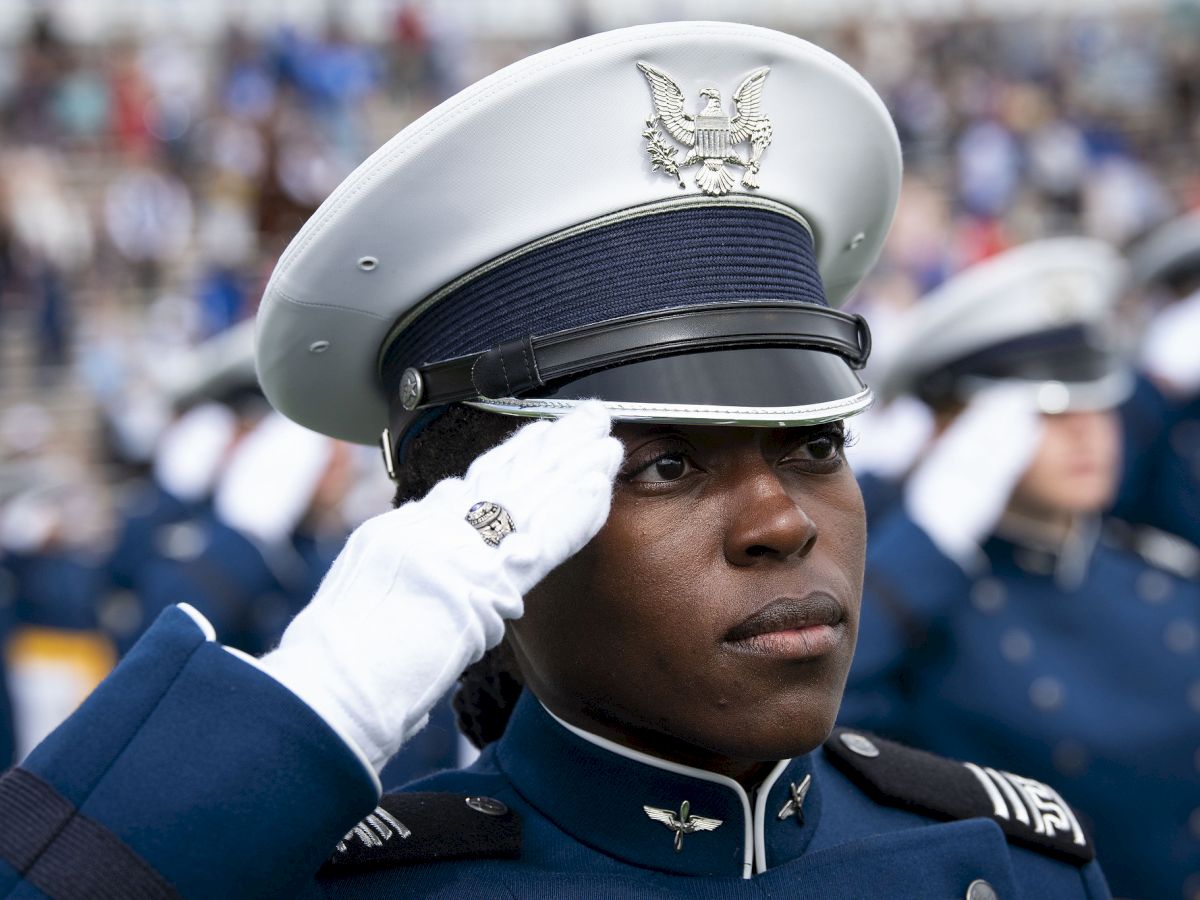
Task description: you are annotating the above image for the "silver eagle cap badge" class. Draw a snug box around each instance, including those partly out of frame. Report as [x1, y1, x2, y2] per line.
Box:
[637, 62, 773, 196]
[642, 800, 723, 852]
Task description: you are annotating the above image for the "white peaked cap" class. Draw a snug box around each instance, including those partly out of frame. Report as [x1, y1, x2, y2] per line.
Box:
[877, 238, 1131, 412]
[255, 22, 902, 457]
[162, 320, 260, 409]
[1127, 210, 1200, 291]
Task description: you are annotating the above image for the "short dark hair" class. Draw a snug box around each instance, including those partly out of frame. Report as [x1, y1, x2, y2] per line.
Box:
[391, 404, 527, 749]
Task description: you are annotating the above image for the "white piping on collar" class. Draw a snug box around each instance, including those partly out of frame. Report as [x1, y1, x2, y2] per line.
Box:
[542, 703, 791, 879]
[753, 757, 792, 874]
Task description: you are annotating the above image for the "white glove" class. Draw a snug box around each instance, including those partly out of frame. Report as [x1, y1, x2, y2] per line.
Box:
[1140, 288, 1200, 396]
[904, 385, 1045, 569]
[258, 402, 623, 774]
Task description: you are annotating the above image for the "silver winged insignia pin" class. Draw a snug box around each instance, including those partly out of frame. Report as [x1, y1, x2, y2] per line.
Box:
[637, 62, 773, 196]
[776, 773, 813, 825]
[642, 799, 723, 852]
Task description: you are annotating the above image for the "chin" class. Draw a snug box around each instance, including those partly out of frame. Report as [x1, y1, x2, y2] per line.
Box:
[717, 721, 837, 762]
[1055, 479, 1117, 514]
[701, 692, 843, 762]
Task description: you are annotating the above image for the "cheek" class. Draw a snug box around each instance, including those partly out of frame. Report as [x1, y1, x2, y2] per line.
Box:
[520, 496, 711, 651]
[585, 493, 723, 628]
[817, 479, 867, 615]
[1097, 417, 1122, 467]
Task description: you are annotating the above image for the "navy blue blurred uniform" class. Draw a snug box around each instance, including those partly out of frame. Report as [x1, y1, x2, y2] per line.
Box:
[5, 549, 102, 634]
[102, 479, 208, 654]
[0, 607, 1109, 898]
[132, 511, 460, 785]
[132, 510, 340, 657]
[843, 509, 1200, 900]
[0, 562, 15, 768]
[856, 469, 905, 528]
[106, 478, 198, 594]
[1111, 374, 1200, 547]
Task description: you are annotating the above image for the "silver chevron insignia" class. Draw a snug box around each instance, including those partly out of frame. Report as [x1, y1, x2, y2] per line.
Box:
[334, 807, 412, 854]
[964, 762, 1086, 846]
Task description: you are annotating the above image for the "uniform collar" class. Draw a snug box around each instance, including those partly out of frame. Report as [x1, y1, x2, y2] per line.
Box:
[989, 514, 1100, 590]
[495, 692, 822, 879]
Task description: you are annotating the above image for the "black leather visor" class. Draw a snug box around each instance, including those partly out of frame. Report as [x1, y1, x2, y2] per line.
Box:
[539, 345, 867, 412]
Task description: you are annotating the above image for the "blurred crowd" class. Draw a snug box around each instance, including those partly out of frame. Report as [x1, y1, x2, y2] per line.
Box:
[0, 4, 1197, 876]
[0, 5, 540, 781]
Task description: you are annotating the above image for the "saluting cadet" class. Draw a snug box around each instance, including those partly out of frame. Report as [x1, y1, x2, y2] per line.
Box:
[1, 23, 1109, 898]
[103, 322, 265, 650]
[841, 238, 1199, 900]
[1110, 211, 1200, 549]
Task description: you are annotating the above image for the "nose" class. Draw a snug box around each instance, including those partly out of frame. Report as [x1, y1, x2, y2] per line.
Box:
[723, 469, 818, 566]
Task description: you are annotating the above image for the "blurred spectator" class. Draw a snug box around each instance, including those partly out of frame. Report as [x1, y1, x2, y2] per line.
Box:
[0, 404, 113, 761]
[103, 152, 193, 299]
[1, 149, 92, 373]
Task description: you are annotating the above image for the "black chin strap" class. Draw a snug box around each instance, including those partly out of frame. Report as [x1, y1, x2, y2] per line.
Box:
[390, 302, 870, 413]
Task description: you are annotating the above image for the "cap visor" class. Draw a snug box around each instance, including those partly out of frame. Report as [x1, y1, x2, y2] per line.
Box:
[466, 347, 871, 426]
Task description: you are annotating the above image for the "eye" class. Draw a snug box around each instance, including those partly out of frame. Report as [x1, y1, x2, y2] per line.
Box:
[806, 434, 839, 460]
[781, 428, 846, 470]
[627, 452, 694, 483]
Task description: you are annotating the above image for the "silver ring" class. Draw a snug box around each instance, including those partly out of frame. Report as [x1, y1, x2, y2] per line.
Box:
[465, 501, 516, 547]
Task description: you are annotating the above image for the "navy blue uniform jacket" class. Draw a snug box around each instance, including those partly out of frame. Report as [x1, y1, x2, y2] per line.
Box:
[1, 606, 1110, 898]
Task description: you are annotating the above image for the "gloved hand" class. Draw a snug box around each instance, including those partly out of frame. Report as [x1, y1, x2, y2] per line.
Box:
[258, 402, 623, 774]
[1140, 288, 1200, 396]
[904, 385, 1045, 569]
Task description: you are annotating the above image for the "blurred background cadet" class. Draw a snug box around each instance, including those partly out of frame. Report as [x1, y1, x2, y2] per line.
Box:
[1111, 211, 1200, 550]
[840, 238, 1199, 900]
[0, 0, 1195, 872]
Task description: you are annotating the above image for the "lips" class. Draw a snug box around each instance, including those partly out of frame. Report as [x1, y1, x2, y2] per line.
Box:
[725, 594, 844, 642]
[722, 594, 846, 659]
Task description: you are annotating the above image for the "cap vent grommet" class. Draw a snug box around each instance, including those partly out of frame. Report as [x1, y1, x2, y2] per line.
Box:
[357, 256, 379, 271]
[309, 340, 331, 353]
[399, 367, 424, 410]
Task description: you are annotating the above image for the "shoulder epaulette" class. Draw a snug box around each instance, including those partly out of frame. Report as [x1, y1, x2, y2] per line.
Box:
[825, 728, 1094, 864]
[320, 792, 521, 872]
[1102, 519, 1200, 579]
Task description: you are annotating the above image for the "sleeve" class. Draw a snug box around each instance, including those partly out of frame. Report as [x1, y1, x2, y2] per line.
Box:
[839, 508, 974, 735]
[1080, 859, 1113, 900]
[0, 605, 380, 900]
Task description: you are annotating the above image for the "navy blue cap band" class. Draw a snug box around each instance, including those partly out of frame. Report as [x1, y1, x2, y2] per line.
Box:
[381, 204, 825, 388]
[915, 324, 1121, 404]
